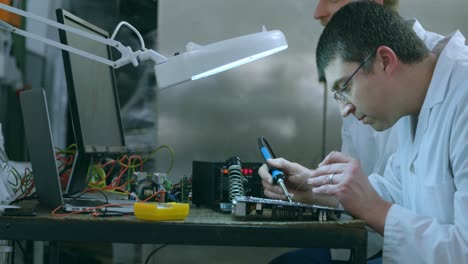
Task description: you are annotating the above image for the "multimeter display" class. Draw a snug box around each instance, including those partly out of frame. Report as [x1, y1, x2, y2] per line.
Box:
[222, 168, 255, 176]
[192, 160, 264, 209]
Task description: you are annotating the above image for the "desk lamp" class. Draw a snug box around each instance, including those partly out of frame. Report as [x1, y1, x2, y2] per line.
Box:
[0, 3, 288, 89]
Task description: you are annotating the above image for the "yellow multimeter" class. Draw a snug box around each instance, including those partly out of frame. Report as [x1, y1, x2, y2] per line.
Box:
[134, 202, 189, 221]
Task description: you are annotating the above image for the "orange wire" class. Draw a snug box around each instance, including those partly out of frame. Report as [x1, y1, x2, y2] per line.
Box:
[142, 190, 166, 202]
[51, 202, 134, 217]
[128, 155, 144, 171]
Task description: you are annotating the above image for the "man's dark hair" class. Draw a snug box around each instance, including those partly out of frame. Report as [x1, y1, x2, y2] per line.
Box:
[316, 1, 429, 82]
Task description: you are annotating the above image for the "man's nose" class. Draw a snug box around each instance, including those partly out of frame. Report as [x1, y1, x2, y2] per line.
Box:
[313, 0, 331, 23]
[340, 102, 355, 118]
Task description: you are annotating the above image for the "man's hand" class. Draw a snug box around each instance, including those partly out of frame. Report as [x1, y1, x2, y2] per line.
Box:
[258, 158, 339, 207]
[307, 151, 392, 234]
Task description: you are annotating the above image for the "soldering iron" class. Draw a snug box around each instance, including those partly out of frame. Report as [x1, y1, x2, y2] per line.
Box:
[258, 137, 293, 202]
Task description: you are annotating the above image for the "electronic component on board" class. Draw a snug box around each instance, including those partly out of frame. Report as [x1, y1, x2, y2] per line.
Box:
[226, 157, 245, 201]
[192, 160, 263, 211]
[232, 196, 343, 221]
[131, 172, 167, 202]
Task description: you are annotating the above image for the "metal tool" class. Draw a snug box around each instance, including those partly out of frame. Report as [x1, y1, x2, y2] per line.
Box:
[258, 137, 293, 202]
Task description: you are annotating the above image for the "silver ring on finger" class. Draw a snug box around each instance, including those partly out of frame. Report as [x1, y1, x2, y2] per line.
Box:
[328, 173, 335, 185]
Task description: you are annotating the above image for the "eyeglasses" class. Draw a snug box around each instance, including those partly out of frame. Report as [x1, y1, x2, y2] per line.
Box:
[332, 50, 375, 104]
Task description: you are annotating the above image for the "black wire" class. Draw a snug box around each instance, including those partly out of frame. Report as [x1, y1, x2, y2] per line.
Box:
[144, 244, 167, 264]
[259, 136, 278, 158]
[9, 193, 38, 205]
[58, 163, 74, 176]
[91, 190, 109, 215]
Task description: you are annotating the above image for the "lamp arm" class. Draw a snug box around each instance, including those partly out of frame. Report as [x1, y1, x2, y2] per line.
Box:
[0, 3, 168, 68]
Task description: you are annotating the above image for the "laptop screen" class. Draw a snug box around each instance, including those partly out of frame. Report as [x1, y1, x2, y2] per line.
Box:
[20, 89, 64, 209]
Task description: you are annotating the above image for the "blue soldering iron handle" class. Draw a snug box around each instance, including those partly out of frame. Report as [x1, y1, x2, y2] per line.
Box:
[258, 137, 285, 184]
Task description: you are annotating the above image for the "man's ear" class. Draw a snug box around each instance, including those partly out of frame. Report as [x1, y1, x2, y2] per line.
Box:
[376, 46, 398, 76]
[373, 0, 384, 5]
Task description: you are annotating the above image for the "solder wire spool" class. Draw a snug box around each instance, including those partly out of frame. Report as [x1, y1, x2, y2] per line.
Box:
[226, 157, 245, 201]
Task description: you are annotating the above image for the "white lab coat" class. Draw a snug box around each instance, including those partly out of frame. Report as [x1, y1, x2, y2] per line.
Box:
[339, 116, 395, 258]
[341, 116, 399, 176]
[338, 19, 444, 259]
[369, 31, 468, 263]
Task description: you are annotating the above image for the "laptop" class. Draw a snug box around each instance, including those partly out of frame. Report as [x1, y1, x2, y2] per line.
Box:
[20, 88, 134, 213]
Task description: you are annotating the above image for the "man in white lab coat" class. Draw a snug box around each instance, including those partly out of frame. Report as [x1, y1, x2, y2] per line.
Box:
[274, 2, 468, 263]
[263, 2, 468, 263]
[268, 1, 449, 263]
[312, 0, 445, 205]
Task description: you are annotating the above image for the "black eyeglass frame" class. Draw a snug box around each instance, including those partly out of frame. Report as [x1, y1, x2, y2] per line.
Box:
[332, 50, 376, 104]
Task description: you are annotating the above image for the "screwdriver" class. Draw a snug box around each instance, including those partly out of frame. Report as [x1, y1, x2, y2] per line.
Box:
[258, 137, 293, 202]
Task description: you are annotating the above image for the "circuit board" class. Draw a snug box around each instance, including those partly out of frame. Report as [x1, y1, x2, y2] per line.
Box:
[231, 196, 343, 221]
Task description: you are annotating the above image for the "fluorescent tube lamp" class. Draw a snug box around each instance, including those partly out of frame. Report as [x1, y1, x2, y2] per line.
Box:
[0, 3, 288, 89]
[192, 45, 287, 80]
[155, 27, 288, 88]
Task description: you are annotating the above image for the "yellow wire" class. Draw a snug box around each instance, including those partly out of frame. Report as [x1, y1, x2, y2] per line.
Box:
[143, 145, 175, 174]
[87, 164, 107, 189]
[55, 144, 77, 155]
